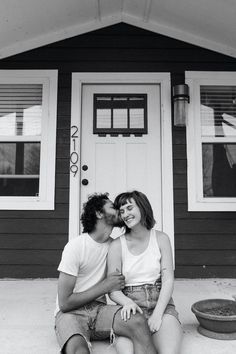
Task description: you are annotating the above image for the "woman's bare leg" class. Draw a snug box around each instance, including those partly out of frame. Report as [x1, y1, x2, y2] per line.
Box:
[115, 337, 134, 354]
[152, 314, 182, 354]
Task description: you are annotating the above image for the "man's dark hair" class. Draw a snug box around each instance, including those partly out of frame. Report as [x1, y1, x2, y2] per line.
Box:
[114, 190, 156, 233]
[80, 193, 109, 233]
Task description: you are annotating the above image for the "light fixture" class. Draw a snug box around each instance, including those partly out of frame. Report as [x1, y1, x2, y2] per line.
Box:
[173, 84, 190, 127]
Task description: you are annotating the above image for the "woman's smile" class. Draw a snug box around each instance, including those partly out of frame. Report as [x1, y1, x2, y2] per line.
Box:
[120, 198, 142, 228]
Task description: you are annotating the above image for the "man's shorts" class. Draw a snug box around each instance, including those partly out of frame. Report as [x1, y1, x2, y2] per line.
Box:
[123, 281, 180, 322]
[55, 301, 121, 352]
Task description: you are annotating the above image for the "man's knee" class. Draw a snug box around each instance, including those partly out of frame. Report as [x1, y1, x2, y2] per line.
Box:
[127, 313, 147, 332]
[64, 334, 90, 354]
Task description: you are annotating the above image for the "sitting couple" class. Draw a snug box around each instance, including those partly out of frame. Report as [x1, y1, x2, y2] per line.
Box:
[54, 191, 182, 354]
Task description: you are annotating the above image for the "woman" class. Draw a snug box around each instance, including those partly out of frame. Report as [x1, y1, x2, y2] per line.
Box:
[108, 191, 182, 354]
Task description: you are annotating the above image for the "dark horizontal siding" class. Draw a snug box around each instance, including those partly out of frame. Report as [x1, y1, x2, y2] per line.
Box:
[0, 23, 236, 278]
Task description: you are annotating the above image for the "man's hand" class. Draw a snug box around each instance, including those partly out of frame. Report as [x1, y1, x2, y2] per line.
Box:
[103, 272, 125, 293]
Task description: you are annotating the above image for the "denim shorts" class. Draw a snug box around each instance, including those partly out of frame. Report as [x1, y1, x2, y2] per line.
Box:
[123, 281, 179, 321]
[55, 301, 121, 352]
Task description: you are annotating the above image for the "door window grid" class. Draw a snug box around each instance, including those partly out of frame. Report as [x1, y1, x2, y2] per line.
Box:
[93, 94, 147, 136]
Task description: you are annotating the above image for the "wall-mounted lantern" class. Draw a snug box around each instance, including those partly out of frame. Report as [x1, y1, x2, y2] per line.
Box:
[173, 84, 190, 127]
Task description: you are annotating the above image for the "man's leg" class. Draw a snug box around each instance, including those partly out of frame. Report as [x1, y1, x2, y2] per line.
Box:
[113, 309, 157, 354]
[55, 311, 91, 354]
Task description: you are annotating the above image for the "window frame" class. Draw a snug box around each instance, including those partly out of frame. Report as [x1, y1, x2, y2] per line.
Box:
[0, 70, 58, 210]
[186, 71, 236, 211]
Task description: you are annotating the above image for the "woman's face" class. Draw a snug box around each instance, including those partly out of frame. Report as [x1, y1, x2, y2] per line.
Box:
[119, 198, 142, 229]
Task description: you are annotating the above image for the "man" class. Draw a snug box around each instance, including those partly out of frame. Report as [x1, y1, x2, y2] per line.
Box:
[55, 193, 156, 354]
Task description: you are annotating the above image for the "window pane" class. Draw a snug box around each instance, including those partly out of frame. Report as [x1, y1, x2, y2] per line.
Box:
[0, 178, 39, 196]
[202, 143, 236, 197]
[0, 142, 40, 196]
[113, 109, 128, 128]
[201, 85, 236, 137]
[0, 142, 40, 175]
[0, 84, 42, 136]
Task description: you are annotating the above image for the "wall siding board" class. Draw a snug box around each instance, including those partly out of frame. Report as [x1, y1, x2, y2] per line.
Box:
[175, 266, 236, 278]
[0, 265, 58, 278]
[0, 234, 67, 249]
[176, 234, 236, 250]
[0, 23, 236, 278]
[0, 250, 61, 265]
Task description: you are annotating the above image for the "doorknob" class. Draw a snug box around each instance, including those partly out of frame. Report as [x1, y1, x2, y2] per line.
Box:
[81, 178, 89, 186]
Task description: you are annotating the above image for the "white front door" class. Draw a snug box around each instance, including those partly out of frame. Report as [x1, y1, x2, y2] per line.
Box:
[81, 84, 162, 233]
[70, 73, 174, 254]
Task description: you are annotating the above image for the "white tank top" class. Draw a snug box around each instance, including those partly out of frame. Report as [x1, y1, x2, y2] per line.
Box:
[120, 228, 161, 286]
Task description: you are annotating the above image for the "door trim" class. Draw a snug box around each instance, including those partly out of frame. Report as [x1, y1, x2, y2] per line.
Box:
[69, 73, 174, 258]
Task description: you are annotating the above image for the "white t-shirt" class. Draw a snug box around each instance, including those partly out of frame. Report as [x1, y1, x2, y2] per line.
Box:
[55, 233, 112, 314]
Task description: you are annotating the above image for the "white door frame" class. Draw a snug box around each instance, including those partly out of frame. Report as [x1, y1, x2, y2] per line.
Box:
[69, 73, 175, 257]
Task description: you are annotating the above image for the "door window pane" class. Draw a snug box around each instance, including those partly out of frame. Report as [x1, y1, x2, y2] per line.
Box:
[130, 108, 145, 129]
[96, 109, 111, 128]
[113, 109, 128, 128]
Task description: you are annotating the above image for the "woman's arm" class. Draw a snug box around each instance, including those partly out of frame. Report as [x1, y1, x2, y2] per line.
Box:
[148, 231, 174, 331]
[58, 270, 125, 312]
[107, 238, 143, 320]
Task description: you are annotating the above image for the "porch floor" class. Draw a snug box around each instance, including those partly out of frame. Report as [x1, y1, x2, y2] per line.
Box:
[0, 279, 236, 354]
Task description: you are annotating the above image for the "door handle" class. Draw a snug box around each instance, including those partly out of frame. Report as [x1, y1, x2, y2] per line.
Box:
[81, 178, 89, 186]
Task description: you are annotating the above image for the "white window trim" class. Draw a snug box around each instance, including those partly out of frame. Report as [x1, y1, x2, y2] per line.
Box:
[69, 72, 175, 258]
[186, 71, 236, 211]
[0, 70, 58, 210]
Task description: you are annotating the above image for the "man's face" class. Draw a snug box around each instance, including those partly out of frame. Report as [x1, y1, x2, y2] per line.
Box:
[102, 200, 121, 226]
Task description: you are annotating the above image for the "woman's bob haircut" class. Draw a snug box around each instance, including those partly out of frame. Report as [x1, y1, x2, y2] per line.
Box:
[114, 190, 156, 233]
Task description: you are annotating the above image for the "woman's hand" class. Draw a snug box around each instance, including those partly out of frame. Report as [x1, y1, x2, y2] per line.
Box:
[121, 301, 143, 321]
[148, 311, 163, 333]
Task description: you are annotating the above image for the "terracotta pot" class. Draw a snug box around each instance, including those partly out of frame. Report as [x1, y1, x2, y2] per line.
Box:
[191, 299, 236, 340]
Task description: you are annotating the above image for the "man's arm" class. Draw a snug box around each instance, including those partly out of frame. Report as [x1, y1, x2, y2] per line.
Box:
[58, 271, 125, 313]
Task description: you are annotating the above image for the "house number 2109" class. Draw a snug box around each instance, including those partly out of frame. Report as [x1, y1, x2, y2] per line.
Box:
[70, 125, 79, 177]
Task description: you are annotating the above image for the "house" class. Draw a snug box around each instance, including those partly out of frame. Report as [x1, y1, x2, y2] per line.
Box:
[0, 0, 236, 279]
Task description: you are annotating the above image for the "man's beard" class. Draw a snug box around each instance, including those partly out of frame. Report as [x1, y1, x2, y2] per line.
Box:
[103, 212, 124, 227]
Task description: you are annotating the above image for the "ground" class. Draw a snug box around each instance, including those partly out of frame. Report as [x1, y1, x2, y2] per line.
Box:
[0, 279, 236, 354]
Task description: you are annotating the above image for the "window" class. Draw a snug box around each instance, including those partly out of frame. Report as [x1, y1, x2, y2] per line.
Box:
[186, 72, 236, 211]
[0, 70, 58, 209]
[93, 94, 147, 135]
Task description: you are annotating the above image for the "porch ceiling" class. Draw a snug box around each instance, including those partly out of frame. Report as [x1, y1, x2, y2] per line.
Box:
[1, 0, 236, 59]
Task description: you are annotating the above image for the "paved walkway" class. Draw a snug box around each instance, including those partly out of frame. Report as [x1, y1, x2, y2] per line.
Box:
[0, 279, 236, 354]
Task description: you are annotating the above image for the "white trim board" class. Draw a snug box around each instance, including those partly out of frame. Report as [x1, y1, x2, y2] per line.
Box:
[186, 71, 236, 211]
[0, 70, 58, 210]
